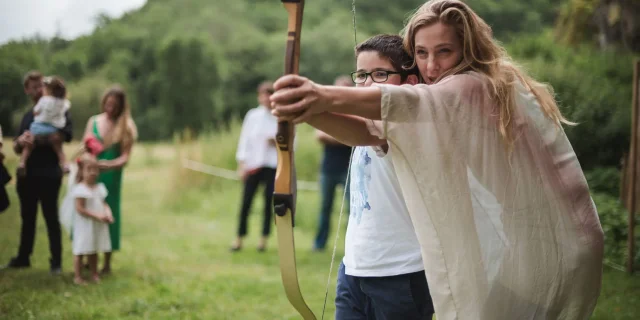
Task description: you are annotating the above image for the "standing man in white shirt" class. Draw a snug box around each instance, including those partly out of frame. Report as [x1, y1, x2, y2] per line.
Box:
[231, 81, 278, 252]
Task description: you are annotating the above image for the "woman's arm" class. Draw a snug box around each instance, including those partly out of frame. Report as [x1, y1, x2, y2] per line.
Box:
[98, 141, 133, 171]
[270, 75, 383, 123]
[324, 85, 383, 120]
[307, 113, 386, 147]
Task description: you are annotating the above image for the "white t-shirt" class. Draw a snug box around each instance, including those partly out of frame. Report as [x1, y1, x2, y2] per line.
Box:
[33, 96, 71, 128]
[343, 145, 424, 277]
[236, 106, 278, 171]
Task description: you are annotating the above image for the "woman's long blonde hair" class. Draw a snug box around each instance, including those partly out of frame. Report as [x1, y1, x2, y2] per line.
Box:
[100, 85, 138, 148]
[401, 0, 575, 145]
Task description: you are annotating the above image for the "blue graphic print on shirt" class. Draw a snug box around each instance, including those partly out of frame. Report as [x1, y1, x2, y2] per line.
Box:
[350, 147, 372, 224]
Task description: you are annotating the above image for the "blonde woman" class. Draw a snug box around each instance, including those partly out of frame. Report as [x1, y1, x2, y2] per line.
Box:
[82, 85, 137, 275]
[270, 0, 604, 319]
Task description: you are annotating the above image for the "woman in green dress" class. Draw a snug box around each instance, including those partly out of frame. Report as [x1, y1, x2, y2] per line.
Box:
[82, 85, 137, 274]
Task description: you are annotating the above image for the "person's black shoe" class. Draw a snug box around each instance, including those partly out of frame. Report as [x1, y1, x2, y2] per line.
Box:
[50, 259, 62, 275]
[50, 266, 62, 275]
[1, 257, 31, 270]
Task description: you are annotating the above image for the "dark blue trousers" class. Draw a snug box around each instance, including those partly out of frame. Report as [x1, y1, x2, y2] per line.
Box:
[335, 262, 435, 320]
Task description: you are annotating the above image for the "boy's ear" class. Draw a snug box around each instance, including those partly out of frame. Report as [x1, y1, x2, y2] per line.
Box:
[404, 74, 419, 85]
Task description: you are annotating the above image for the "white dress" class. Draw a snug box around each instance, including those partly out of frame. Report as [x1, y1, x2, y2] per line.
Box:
[72, 183, 112, 255]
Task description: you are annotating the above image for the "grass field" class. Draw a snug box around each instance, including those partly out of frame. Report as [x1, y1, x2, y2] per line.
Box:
[0, 126, 639, 319]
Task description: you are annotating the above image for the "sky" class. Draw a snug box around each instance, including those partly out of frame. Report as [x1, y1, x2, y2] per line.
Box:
[0, 0, 147, 44]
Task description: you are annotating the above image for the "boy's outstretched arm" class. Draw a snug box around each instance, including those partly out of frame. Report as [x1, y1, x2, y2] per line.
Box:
[306, 112, 386, 147]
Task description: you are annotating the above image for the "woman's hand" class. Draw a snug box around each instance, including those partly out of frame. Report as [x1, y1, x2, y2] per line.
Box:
[97, 160, 111, 171]
[270, 75, 331, 124]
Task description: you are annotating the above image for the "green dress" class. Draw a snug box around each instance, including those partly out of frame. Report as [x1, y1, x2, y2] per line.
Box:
[93, 118, 123, 251]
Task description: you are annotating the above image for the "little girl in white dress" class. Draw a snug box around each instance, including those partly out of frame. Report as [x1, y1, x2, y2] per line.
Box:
[72, 153, 113, 285]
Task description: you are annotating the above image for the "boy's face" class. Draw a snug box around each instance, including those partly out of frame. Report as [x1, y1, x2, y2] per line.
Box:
[354, 51, 416, 87]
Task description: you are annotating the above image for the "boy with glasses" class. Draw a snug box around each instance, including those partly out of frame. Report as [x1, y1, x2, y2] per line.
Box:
[301, 34, 435, 319]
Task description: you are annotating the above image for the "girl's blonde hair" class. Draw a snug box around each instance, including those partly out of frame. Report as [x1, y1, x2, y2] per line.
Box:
[401, 0, 575, 146]
[75, 153, 98, 184]
[100, 85, 138, 148]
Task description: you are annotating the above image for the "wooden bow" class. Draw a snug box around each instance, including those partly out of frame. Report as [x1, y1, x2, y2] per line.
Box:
[273, 0, 316, 319]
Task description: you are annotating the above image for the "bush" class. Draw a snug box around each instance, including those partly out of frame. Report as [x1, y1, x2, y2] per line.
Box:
[509, 32, 637, 171]
[585, 167, 621, 197]
[592, 192, 640, 269]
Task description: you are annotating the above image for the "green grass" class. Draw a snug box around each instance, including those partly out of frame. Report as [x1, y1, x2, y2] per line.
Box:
[0, 128, 639, 319]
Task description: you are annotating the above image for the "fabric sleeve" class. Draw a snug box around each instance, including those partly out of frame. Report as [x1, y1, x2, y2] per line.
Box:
[364, 120, 387, 157]
[375, 73, 489, 142]
[72, 184, 92, 199]
[33, 100, 43, 113]
[98, 183, 109, 199]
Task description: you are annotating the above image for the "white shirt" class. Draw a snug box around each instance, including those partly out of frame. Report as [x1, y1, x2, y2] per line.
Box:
[33, 96, 70, 128]
[236, 106, 278, 171]
[343, 145, 424, 277]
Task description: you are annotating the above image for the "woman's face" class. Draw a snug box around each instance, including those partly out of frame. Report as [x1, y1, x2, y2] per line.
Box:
[413, 21, 463, 84]
[104, 95, 121, 119]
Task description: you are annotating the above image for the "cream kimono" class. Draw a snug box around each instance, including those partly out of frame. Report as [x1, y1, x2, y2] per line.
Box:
[368, 71, 604, 320]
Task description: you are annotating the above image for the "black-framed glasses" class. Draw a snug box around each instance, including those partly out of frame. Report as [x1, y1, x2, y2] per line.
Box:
[351, 70, 402, 84]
